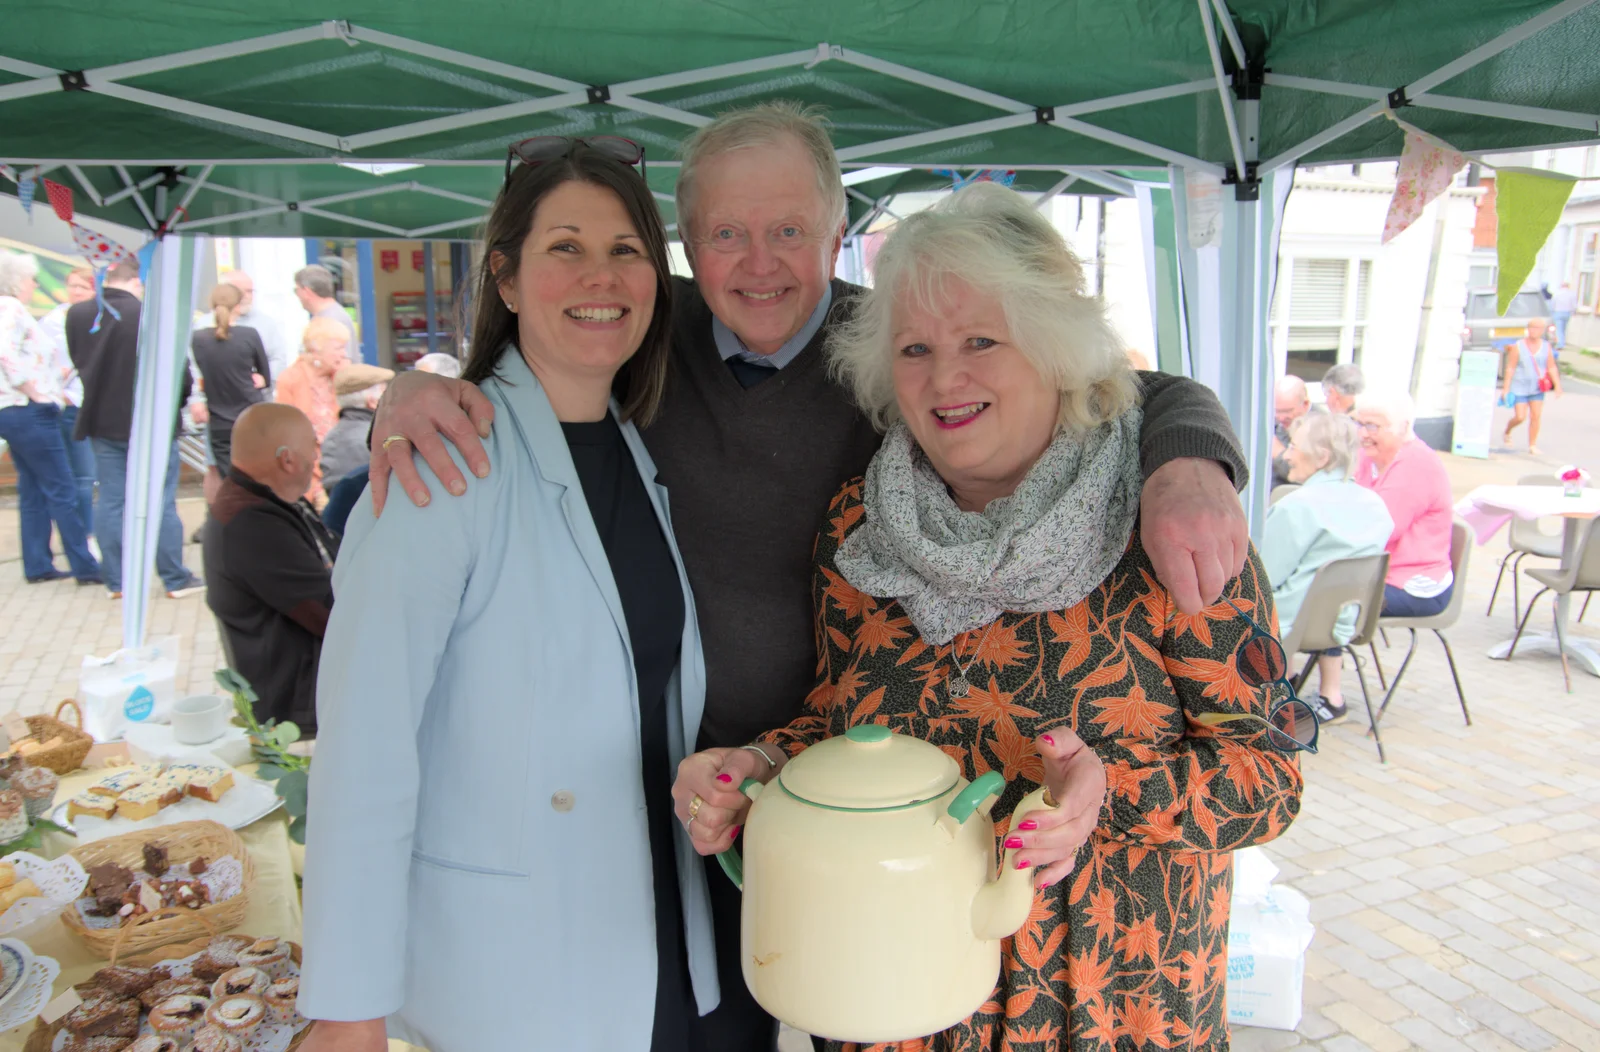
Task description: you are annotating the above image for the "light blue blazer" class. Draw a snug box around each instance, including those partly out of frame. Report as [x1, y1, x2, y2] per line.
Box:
[299, 351, 719, 1050]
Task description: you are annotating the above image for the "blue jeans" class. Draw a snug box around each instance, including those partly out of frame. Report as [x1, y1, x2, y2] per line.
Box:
[1382, 582, 1452, 618]
[58, 405, 96, 542]
[90, 437, 191, 593]
[0, 402, 100, 580]
[1552, 311, 1572, 349]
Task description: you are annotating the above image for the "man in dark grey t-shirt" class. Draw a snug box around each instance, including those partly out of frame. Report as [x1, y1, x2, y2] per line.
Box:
[293, 264, 358, 359]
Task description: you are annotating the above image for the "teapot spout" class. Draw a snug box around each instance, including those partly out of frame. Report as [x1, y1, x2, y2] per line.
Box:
[970, 787, 1051, 941]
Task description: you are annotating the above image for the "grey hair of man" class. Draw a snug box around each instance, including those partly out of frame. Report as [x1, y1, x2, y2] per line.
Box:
[1275, 374, 1308, 403]
[1355, 390, 1416, 437]
[1322, 362, 1365, 399]
[828, 181, 1138, 434]
[294, 264, 336, 299]
[414, 352, 461, 378]
[1289, 409, 1361, 479]
[674, 100, 848, 245]
[338, 385, 384, 411]
[0, 251, 39, 298]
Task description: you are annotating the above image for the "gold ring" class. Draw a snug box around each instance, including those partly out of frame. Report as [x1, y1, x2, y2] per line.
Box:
[381, 434, 410, 451]
[687, 795, 703, 820]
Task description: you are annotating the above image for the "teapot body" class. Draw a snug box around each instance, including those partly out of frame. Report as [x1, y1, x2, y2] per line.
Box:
[739, 775, 1002, 1043]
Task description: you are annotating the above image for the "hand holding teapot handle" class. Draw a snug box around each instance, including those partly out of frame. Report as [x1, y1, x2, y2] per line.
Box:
[1005, 729, 1107, 888]
[672, 745, 785, 856]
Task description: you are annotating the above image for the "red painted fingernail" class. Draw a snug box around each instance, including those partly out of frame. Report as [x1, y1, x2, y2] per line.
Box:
[1016, 858, 1032, 869]
[716, 774, 733, 784]
[1017, 820, 1038, 831]
[1003, 836, 1024, 849]
[730, 827, 741, 839]
[1041, 734, 1055, 746]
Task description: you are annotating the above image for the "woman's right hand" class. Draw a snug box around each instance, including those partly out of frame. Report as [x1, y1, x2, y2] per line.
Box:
[672, 747, 774, 856]
[295, 1019, 388, 1052]
[367, 369, 497, 515]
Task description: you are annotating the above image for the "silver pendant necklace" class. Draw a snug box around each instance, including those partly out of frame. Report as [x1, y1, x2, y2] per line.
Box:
[946, 622, 997, 698]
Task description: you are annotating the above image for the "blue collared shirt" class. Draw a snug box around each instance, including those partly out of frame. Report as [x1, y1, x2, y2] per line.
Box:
[712, 284, 833, 370]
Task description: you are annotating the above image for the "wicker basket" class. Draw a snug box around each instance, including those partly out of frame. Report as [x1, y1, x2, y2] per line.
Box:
[23, 935, 309, 1052]
[60, 820, 255, 960]
[11, 700, 94, 776]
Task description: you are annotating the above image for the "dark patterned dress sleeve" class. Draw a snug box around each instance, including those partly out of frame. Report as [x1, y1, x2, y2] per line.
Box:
[756, 479, 865, 758]
[1093, 543, 1304, 852]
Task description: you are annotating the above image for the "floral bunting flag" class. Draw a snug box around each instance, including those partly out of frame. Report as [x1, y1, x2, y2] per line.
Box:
[42, 179, 74, 222]
[1382, 126, 1466, 243]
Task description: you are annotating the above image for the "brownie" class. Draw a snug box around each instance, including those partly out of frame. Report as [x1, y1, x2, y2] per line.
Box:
[63, 993, 141, 1038]
[86, 862, 136, 915]
[138, 976, 208, 1010]
[142, 842, 169, 877]
[189, 857, 209, 876]
[90, 965, 171, 997]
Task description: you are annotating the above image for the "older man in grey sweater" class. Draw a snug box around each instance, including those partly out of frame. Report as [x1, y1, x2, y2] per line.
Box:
[360, 102, 1252, 1052]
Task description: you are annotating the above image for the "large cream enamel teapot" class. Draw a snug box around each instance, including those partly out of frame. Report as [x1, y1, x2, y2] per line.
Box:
[717, 724, 1051, 1043]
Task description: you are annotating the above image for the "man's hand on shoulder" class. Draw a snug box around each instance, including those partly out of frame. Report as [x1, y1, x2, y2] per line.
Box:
[1141, 457, 1248, 614]
[368, 370, 495, 514]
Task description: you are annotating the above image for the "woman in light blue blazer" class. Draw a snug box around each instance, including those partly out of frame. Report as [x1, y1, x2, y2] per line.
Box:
[298, 139, 718, 1052]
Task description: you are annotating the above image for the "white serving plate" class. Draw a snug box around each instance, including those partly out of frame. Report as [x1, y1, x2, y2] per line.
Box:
[50, 771, 283, 842]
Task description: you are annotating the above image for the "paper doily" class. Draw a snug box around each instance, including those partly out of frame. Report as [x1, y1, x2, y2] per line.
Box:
[0, 853, 89, 938]
[0, 953, 59, 1031]
[71, 855, 244, 930]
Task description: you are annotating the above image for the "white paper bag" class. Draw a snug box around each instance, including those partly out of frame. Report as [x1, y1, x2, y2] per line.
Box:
[77, 635, 180, 741]
[1227, 853, 1315, 1031]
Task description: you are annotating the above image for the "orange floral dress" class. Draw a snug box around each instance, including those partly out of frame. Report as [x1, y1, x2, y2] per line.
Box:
[757, 480, 1305, 1051]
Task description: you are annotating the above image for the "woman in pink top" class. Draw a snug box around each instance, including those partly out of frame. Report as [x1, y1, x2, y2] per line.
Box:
[1352, 391, 1455, 619]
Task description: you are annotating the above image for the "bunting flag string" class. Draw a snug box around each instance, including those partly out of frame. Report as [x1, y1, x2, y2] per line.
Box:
[1494, 167, 1578, 316]
[71, 223, 136, 333]
[932, 168, 1018, 190]
[42, 179, 74, 223]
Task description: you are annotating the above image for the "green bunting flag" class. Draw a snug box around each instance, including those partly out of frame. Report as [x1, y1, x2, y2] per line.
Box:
[1495, 167, 1577, 316]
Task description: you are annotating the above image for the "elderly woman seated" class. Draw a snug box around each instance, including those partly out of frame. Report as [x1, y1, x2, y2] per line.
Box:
[673, 184, 1304, 1051]
[1352, 391, 1456, 623]
[1262, 411, 1393, 724]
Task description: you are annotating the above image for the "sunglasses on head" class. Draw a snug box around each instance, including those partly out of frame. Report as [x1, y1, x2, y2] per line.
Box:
[503, 135, 646, 184]
[1193, 598, 1320, 754]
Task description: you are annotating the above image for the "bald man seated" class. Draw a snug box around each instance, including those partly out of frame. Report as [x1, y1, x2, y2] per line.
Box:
[202, 403, 338, 734]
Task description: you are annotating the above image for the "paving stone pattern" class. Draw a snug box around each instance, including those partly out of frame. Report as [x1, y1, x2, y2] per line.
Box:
[3, 470, 1599, 1051]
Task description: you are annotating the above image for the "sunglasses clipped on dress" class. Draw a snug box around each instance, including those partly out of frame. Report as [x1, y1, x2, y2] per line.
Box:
[1193, 598, 1321, 754]
[503, 135, 646, 184]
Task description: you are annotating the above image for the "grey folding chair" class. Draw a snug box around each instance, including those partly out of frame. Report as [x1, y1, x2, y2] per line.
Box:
[1281, 553, 1391, 761]
[1508, 515, 1600, 693]
[1486, 475, 1564, 617]
[1270, 484, 1301, 505]
[1373, 521, 1472, 729]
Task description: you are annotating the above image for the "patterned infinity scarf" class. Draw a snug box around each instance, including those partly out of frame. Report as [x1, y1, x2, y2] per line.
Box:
[835, 409, 1143, 645]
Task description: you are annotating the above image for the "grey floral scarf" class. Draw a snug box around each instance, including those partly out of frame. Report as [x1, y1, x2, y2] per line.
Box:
[835, 409, 1143, 645]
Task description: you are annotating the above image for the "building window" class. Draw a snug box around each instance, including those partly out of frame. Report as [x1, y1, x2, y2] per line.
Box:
[1271, 257, 1374, 381]
[1580, 231, 1598, 310]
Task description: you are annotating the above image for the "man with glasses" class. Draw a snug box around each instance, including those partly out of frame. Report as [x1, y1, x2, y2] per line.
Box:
[366, 102, 1258, 1051]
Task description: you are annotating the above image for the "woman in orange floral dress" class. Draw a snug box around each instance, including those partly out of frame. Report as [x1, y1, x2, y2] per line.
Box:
[674, 184, 1304, 1051]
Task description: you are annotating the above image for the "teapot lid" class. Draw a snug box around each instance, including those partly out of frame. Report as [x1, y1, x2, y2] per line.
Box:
[778, 724, 960, 810]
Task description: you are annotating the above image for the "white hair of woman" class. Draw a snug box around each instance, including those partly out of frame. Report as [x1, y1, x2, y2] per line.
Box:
[1289, 409, 1361, 479]
[414, 352, 461, 378]
[828, 181, 1138, 434]
[0, 251, 39, 298]
[1355, 390, 1416, 437]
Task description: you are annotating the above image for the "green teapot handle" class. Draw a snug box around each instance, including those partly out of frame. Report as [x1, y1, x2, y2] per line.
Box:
[946, 771, 1006, 824]
[715, 778, 763, 890]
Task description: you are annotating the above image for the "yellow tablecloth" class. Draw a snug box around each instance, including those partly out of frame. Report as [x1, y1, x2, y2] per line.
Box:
[0, 767, 303, 1051]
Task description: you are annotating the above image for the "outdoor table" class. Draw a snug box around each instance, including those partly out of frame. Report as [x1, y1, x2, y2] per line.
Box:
[1455, 483, 1600, 679]
[0, 766, 303, 1052]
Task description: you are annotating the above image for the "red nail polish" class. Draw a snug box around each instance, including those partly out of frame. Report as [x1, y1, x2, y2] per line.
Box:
[1017, 820, 1038, 831]
[716, 773, 733, 784]
[730, 826, 741, 839]
[1003, 836, 1024, 849]
[1041, 734, 1055, 746]
[1016, 858, 1031, 869]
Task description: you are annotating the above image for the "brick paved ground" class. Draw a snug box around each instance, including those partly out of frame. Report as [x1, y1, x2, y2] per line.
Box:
[3, 458, 1599, 1050]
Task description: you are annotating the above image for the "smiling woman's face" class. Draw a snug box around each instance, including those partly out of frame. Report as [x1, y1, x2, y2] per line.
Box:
[890, 278, 1061, 512]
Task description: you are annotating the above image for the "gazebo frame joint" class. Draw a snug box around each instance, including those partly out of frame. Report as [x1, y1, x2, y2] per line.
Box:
[1223, 161, 1260, 201]
[58, 70, 88, 92]
[1035, 106, 1055, 124]
[1388, 85, 1412, 110]
[587, 85, 611, 105]
[1231, 63, 1266, 101]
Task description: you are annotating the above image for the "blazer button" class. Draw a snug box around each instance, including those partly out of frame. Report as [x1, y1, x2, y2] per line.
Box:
[550, 790, 576, 812]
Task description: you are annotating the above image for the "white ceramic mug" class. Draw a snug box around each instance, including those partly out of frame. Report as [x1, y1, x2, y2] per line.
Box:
[171, 695, 230, 745]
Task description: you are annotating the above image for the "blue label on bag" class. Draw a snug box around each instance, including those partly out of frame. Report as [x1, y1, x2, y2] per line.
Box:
[124, 685, 154, 721]
[1228, 954, 1256, 981]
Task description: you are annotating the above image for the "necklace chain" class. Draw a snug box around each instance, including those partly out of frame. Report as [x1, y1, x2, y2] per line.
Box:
[947, 621, 997, 698]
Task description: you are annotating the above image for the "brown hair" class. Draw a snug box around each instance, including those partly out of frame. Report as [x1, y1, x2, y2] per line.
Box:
[462, 144, 673, 426]
[105, 258, 140, 284]
[210, 282, 243, 340]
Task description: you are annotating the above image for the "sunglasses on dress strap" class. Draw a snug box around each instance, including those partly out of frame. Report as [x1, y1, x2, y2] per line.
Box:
[1192, 598, 1321, 755]
[503, 135, 646, 184]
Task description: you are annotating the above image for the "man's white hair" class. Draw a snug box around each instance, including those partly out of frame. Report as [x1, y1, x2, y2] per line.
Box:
[337, 385, 384, 411]
[1275, 374, 1308, 402]
[0, 251, 39, 298]
[675, 100, 847, 244]
[1356, 390, 1416, 436]
[828, 182, 1138, 434]
[415, 352, 461, 378]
